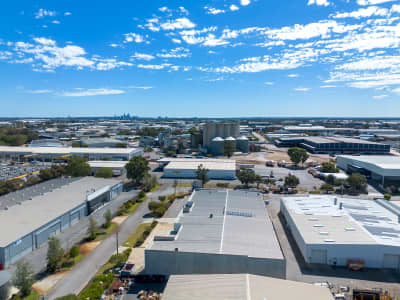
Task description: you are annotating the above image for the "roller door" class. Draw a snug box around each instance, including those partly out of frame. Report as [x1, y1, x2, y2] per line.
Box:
[70, 211, 80, 225]
[383, 254, 400, 270]
[35, 222, 61, 247]
[311, 250, 327, 264]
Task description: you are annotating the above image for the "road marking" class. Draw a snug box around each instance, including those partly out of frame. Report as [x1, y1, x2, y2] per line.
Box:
[219, 189, 228, 254]
[246, 273, 251, 300]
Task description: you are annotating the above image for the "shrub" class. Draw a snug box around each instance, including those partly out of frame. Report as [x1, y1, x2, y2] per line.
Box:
[216, 182, 229, 188]
[384, 193, 392, 200]
[138, 190, 146, 198]
[135, 237, 145, 247]
[69, 245, 80, 258]
[158, 195, 166, 201]
[79, 282, 103, 300]
[151, 221, 158, 228]
[148, 201, 162, 211]
[155, 206, 167, 217]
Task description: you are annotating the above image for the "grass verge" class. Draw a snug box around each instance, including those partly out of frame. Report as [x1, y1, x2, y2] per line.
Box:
[122, 223, 152, 248]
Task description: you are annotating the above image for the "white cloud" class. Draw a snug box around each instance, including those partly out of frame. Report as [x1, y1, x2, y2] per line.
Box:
[204, 6, 225, 15]
[160, 18, 196, 30]
[357, 0, 395, 5]
[94, 59, 132, 71]
[26, 89, 53, 94]
[33, 37, 56, 45]
[157, 48, 191, 58]
[64, 12, 71, 16]
[179, 7, 189, 15]
[172, 38, 182, 44]
[265, 81, 274, 85]
[230, 5, 240, 11]
[241, 0, 251, 6]
[159, 7, 169, 12]
[334, 6, 388, 19]
[294, 87, 311, 91]
[373, 94, 388, 99]
[124, 33, 145, 43]
[61, 88, 125, 97]
[393, 87, 400, 94]
[52, 20, 61, 24]
[320, 85, 336, 88]
[307, 0, 330, 6]
[137, 64, 170, 70]
[131, 52, 155, 61]
[288, 74, 299, 77]
[109, 43, 119, 48]
[35, 8, 56, 19]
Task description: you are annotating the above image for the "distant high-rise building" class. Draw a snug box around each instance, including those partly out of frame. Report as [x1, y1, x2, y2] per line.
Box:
[202, 122, 240, 147]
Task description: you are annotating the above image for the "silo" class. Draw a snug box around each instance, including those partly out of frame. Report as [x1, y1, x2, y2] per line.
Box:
[236, 136, 249, 153]
[224, 136, 237, 154]
[210, 137, 225, 156]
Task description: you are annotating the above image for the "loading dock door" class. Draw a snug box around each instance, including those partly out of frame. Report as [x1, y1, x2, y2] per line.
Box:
[311, 250, 327, 264]
[383, 254, 400, 270]
[70, 211, 80, 225]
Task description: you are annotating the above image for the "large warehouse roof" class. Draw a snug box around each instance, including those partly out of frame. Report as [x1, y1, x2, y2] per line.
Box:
[0, 177, 119, 247]
[162, 274, 334, 300]
[150, 189, 283, 260]
[164, 160, 236, 171]
[0, 146, 138, 155]
[281, 196, 400, 247]
[88, 160, 127, 169]
[338, 155, 400, 170]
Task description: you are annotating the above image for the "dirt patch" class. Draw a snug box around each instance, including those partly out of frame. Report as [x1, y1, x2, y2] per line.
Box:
[112, 216, 128, 225]
[33, 271, 69, 295]
[80, 241, 100, 256]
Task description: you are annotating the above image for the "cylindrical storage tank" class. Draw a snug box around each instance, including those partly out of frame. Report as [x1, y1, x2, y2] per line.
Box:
[236, 136, 249, 153]
[210, 137, 225, 156]
[224, 136, 237, 154]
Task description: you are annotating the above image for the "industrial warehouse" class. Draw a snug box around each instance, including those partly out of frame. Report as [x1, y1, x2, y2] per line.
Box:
[0, 146, 143, 161]
[275, 136, 390, 154]
[337, 155, 400, 187]
[159, 158, 237, 180]
[88, 160, 127, 176]
[0, 177, 123, 268]
[280, 196, 400, 270]
[145, 189, 286, 278]
[162, 274, 334, 300]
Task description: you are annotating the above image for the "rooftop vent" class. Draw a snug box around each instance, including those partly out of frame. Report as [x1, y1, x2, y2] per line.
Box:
[324, 239, 335, 243]
[319, 231, 329, 235]
[313, 224, 324, 228]
[345, 227, 355, 231]
[334, 198, 338, 205]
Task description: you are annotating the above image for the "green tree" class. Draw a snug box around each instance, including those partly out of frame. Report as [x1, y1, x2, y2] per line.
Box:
[94, 168, 113, 178]
[255, 174, 263, 189]
[320, 162, 339, 173]
[55, 295, 79, 300]
[196, 164, 210, 186]
[284, 175, 300, 188]
[39, 168, 55, 181]
[69, 245, 80, 258]
[223, 142, 235, 158]
[65, 156, 92, 177]
[237, 169, 257, 188]
[143, 174, 159, 192]
[104, 209, 112, 229]
[287, 147, 309, 167]
[88, 217, 98, 241]
[47, 236, 64, 273]
[13, 260, 34, 297]
[325, 174, 335, 185]
[347, 173, 367, 194]
[71, 141, 80, 148]
[125, 156, 150, 186]
[321, 183, 334, 192]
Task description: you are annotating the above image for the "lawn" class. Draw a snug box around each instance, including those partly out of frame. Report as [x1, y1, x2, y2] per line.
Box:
[23, 291, 40, 300]
[94, 223, 118, 242]
[150, 184, 161, 192]
[122, 223, 151, 248]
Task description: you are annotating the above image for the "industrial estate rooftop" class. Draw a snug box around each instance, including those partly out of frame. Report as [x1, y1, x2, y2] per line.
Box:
[338, 155, 400, 170]
[0, 177, 119, 247]
[281, 196, 400, 247]
[0, 146, 138, 155]
[162, 274, 334, 300]
[164, 159, 236, 171]
[150, 189, 283, 260]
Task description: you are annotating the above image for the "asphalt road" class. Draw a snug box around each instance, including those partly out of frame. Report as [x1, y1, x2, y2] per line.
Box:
[8, 189, 140, 276]
[48, 184, 183, 299]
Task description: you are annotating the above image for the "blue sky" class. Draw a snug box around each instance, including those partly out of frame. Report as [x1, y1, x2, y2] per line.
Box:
[0, 0, 400, 117]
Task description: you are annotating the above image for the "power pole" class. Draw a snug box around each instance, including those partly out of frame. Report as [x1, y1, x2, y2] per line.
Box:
[116, 230, 119, 255]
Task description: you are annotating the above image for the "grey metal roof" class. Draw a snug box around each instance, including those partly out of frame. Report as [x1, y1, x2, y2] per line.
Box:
[0, 177, 120, 247]
[162, 274, 334, 300]
[150, 189, 283, 260]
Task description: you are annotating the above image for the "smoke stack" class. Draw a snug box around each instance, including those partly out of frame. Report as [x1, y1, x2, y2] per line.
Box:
[339, 202, 343, 210]
[334, 198, 337, 205]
